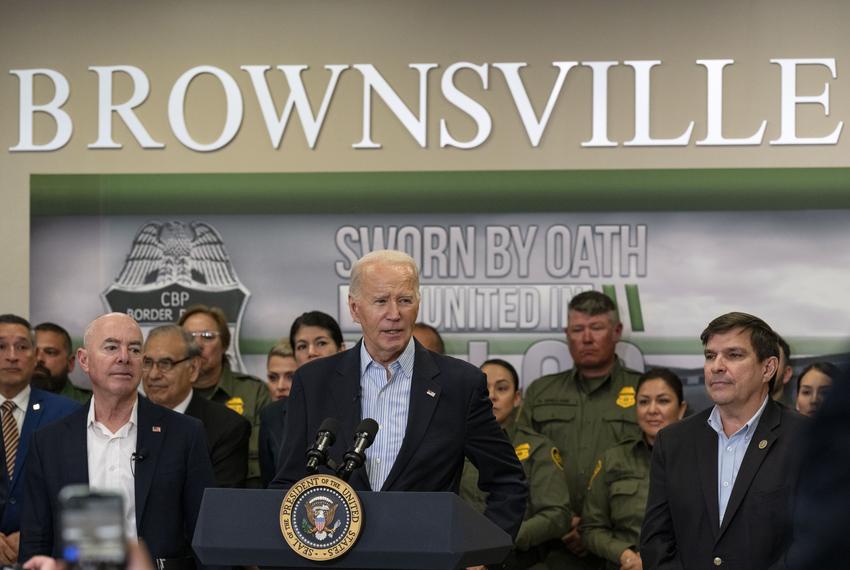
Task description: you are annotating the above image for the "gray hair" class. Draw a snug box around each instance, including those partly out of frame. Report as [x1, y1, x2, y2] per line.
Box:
[350, 249, 420, 300]
[145, 324, 201, 358]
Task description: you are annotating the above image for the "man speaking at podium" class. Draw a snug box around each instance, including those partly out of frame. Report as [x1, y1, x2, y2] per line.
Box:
[271, 250, 527, 539]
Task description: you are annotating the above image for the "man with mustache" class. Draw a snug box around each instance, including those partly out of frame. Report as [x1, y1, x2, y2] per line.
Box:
[0, 315, 79, 564]
[31, 322, 91, 404]
[641, 312, 807, 569]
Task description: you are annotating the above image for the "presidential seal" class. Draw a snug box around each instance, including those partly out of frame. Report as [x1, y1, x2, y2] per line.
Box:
[280, 475, 363, 561]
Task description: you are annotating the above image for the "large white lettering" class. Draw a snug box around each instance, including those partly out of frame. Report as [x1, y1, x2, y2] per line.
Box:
[9, 68, 72, 151]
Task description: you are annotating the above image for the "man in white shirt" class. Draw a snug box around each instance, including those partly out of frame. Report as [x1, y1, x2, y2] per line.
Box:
[20, 313, 215, 569]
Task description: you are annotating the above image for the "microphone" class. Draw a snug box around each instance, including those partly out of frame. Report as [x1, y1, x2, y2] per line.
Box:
[131, 451, 146, 462]
[306, 417, 340, 473]
[338, 418, 379, 481]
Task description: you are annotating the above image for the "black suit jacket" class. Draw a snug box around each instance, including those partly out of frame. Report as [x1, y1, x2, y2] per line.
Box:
[270, 340, 527, 539]
[185, 392, 251, 488]
[786, 367, 850, 570]
[19, 396, 215, 562]
[641, 399, 806, 570]
[258, 398, 287, 488]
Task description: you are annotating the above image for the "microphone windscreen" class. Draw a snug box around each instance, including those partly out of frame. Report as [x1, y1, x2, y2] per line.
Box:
[355, 418, 379, 445]
[319, 417, 340, 441]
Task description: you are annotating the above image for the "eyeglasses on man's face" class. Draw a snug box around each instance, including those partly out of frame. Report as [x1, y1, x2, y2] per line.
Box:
[141, 355, 192, 372]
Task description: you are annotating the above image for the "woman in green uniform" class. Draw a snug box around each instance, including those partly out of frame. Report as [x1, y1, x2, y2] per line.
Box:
[460, 359, 571, 570]
[580, 368, 687, 570]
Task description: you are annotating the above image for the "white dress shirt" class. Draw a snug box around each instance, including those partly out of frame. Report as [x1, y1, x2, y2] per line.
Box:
[87, 396, 139, 539]
[172, 390, 193, 414]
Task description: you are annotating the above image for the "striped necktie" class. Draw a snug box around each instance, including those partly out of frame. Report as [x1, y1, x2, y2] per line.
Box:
[1, 401, 19, 480]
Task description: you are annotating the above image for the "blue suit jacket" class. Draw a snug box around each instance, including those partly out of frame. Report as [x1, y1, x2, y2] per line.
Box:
[0, 388, 80, 534]
[19, 396, 215, 562]
[270, 339, 528, 539]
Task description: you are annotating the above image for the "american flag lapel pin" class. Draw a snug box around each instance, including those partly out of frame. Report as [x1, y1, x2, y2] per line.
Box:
[152, 426, 162, 433]
[426, 390, 436, 398]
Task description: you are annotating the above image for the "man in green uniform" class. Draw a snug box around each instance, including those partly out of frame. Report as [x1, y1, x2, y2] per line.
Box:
[179, 305, 270, 488]
[32, 322, 91, 404]
[580, 437, 651, 570]
[518, 291, 641, 570]
[460, 359, 571, 569]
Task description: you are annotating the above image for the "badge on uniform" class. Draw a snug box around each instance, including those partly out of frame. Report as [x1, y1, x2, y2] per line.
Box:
[226, 396, 245, 415]
[616, 386, 636, 408]
[515, 443, 530, 461]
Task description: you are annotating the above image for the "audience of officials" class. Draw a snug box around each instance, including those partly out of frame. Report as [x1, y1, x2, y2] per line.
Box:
[581, 368, 687, 570]
[19, 313, 215, 568]
[459, 358, 571, 569]
[178, 306, 269, 488]
[1, 259, 846, 569]
[258, 311, 346, 487]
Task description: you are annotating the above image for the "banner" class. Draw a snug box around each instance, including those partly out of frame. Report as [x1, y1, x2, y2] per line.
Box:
[29, 172, 850, 410]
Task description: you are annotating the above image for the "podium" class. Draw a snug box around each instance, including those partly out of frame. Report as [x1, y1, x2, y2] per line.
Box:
[193, 488, 513, 569]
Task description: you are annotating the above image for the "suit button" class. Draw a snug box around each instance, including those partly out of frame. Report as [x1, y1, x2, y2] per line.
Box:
[713, 557, 722, 566]
[9, 498, 16, 505]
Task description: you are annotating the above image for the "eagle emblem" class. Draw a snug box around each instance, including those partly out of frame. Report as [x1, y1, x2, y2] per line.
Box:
[114, 220, 239, 289]
[303, 496, 341, 541]
[102, 220, 251, 369]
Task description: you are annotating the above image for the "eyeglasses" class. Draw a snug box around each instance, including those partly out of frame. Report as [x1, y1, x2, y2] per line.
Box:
[188, 331, 221, 344]
[141, 356, 192, 372]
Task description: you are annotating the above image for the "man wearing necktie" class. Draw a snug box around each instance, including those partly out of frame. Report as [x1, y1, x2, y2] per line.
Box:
[0, 314, 80, 564]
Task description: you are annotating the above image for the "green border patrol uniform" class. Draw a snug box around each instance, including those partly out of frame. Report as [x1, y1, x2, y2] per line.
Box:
[580, 438, 651, 569]
[58, 381, 92, 405]
[459, 411, 572, 569]
[517, 359, 641, 570]
[196, 365, 270, 488]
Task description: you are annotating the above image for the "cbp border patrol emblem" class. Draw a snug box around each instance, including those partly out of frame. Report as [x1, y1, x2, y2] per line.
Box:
[280, 475, 363, 561]
[101, 220, 250, 369]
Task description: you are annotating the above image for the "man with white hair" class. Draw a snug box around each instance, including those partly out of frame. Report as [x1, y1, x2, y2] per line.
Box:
[20, 313, 215, 569]
[272, 250, 527, 539]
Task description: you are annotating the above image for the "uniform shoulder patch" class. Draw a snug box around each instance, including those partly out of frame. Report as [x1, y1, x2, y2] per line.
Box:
[515, 443, 531, 461]
[226, 396, 245, 415]
[588, 459, 603, 490]
[550, 447, 564, 471]
[616, 386, 636, 408]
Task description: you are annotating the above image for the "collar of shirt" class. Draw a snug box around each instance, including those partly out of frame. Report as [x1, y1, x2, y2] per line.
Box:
[172, 389, 193, 414]
[359, 338, 416, 381]
[706, 394, 770, 440]
[568, 358, 623, 394]
[87, 395, 139, 437]
[5, 384, 31, 412]
[3, 384, 32, 432]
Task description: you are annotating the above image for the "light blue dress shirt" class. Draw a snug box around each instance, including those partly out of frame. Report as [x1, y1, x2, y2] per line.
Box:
[359, 338, 415, 491]
[706, 395, 769, 525]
